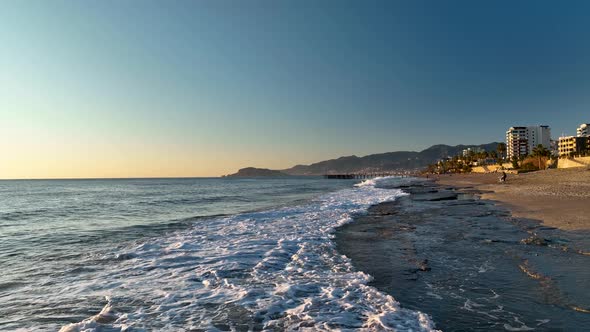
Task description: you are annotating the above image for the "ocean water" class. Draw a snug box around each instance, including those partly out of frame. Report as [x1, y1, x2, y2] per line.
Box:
[0, 177, 435, 331]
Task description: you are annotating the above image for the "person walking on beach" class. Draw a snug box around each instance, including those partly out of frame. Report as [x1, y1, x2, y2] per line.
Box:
[500, 171, 507, 183]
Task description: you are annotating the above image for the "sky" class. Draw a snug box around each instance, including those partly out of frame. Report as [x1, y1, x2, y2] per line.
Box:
[2, 0, 590, 178]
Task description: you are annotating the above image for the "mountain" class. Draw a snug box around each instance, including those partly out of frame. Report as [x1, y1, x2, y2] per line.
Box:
[282, 142, 500, 175]
[224, 143, 500, 177]
[224, 167, 291, 177]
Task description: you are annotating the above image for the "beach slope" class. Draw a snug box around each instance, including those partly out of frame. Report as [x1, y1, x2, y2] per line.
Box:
[435, 169, 590, 230]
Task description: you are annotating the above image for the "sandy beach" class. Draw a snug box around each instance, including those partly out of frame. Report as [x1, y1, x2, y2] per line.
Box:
[434, 168, 590, 231]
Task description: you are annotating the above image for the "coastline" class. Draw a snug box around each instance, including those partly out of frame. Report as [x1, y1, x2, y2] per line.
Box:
[433, 168, 590, 231]
[335, 176, 590, 330]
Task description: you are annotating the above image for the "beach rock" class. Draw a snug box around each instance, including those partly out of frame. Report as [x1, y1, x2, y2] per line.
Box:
[521, 236, 551, 246]
[402, 186, 439, 195]
[407, 258, 431, 273]
[368, 201, 400, 215]
[417, 259, 431, 271]
[412, 192, 458, 201]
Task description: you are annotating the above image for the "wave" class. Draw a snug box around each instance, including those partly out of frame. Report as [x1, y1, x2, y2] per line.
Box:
[353, 177, 386, 188]
[59, 177, 438, 331]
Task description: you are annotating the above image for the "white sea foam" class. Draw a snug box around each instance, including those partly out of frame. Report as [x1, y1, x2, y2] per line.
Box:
[59, 177, 438, 331]
[353, 177, 384, 187]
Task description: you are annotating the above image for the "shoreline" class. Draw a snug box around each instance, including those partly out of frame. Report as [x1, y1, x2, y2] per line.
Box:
[335, 177, 590, 330]
[431, 168, 590, 231]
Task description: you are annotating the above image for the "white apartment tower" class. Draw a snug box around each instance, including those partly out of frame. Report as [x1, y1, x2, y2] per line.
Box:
[577, 123, 590, 137]
[506, 125, 551, 159]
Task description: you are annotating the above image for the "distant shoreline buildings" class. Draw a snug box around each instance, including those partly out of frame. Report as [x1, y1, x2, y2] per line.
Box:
[505, 125, 551, 159]
[462, 147, 484, 157]
[577, 123, 590, 137]
[504, 123, 590, 159]
[558, 123, 590, 157]
[431, 122, 590, 174]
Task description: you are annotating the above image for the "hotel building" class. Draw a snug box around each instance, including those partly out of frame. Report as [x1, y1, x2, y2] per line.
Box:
[558, 123, 590, 157]
[577, 123, 590, 137]
[505, 125, 551, 159]
[558, 136, 590, 157]
[462, 147, 484, 157]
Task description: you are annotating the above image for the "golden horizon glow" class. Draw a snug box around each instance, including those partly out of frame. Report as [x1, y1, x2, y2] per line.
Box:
[5, 1, 583, 179]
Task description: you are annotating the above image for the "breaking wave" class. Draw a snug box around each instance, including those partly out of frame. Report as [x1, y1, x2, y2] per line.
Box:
[60, 177, 437, 331]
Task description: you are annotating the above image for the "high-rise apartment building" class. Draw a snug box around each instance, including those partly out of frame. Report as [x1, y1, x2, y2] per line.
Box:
[505, 125, 551, 159]
[577, 123, 590, 137]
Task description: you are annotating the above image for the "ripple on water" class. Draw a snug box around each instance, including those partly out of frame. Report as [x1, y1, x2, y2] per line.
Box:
[0, 177, 439, 331]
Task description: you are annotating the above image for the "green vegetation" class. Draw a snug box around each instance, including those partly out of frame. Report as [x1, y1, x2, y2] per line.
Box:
[426, 150, 497, 174]
[425, 143, 554, 174]
[511, 156, 519, 169]
[520, 162, 538, 172]
[533, 145, 550, 167]
[429, 156, 474, 174]
[497, 142, 506, 161]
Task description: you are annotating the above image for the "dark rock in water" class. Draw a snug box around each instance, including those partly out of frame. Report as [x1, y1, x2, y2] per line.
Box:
[405, 259, 431, 276]
[521, 236, 551, 246]
[417, 259, 431, 271]
[412, 192, 458, 201]
[403, 187, 439, 195]
[115, 253, 137, 260]
[368, 201, 401, 215]
[539, 226, 559, 231]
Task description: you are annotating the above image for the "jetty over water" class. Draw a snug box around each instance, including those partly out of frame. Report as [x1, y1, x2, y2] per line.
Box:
[324, 172, 411, 179]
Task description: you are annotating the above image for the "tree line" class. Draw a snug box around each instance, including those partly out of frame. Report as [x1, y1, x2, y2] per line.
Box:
[426, 143, 553, 174]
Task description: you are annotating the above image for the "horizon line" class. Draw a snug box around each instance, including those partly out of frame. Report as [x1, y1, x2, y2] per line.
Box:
[0, 176, 223, 181]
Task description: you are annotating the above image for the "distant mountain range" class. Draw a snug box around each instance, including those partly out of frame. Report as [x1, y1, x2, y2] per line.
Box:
[225, 142, 500, 177]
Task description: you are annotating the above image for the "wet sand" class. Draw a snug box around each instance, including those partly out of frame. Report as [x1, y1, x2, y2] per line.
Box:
[335, 178, 590, 331]
[434, 169, 590, 231]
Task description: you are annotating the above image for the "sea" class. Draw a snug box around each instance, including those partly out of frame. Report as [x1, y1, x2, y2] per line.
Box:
[0, 177, 436, 331]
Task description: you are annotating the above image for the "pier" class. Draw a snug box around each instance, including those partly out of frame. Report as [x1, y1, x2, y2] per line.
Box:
[323, 172, 412, 179]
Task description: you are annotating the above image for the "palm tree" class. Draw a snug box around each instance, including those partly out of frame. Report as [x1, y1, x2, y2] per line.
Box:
[497, 143, 507, 161]
[511, 156, 520, 169]
[531, 144, 551, 169]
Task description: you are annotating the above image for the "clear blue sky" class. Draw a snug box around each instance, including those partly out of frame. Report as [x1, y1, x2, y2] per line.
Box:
[2, 0, 590, 177]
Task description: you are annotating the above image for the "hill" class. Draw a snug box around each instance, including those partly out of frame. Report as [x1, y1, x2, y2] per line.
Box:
[224, 167, 291, 177]
[223, 143, 500, 177]
[282, 142, 500, 175]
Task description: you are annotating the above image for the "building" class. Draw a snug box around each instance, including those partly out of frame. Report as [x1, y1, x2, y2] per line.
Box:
[558, 136, 590, 157]
[506, 127, 529, 159]
[462, 147, 484, 157]
[505, 125, 551, 159]
[549, 139, 559, 157]
[577, 123, 590, 137]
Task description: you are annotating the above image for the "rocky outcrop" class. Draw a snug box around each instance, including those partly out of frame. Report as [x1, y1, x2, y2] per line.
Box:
[223, 167, 291, 178]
